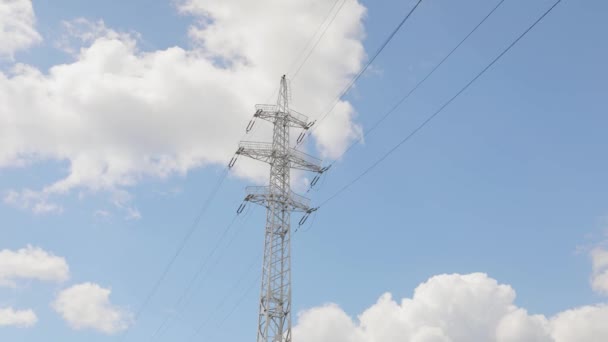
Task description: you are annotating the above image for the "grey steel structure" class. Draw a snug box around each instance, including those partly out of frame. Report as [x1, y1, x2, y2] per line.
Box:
[231, 76, 324, 342]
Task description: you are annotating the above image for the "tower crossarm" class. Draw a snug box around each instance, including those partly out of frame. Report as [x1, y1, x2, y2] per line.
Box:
[288, 147, 323, 172]
[236, 142, 324, 173]
[245, 186, 311, 212]
[237, 141, 275, 164]
[253, 104, 313, 130]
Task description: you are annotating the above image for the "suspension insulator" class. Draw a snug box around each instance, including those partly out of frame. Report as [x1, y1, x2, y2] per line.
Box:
[228, 155, 238, 168]
[296, 131, 306, 144]
[246, 119, 256, 133]
[298, 208, 318, 226]
[298, 214, 310, 226]
[237, 202, 247, 214]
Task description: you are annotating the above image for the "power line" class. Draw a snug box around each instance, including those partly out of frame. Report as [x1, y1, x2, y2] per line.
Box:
[194, 274, 261, 341]
[290, 0, 348, 78]
[320, 0, 506, 170]
[318, 0, 562, 208]
[302, 0, 425, 144]
[187, 253, 262, 340]
[184, 225, 304, 341]
[148, 211, 248, 340]
[264, 0, 347, 104]
[118, 167, 229, 341]
[189, 228, 318, 341]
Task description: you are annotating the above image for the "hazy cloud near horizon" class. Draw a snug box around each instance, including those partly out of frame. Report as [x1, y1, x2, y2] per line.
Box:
[293, 272, 608, 342]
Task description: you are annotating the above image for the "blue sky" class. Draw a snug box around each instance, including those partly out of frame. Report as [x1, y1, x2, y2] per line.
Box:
[1, 0, 608, 341]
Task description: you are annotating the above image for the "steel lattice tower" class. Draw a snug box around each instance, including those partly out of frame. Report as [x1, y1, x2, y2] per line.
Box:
[231, 75, 324, 342]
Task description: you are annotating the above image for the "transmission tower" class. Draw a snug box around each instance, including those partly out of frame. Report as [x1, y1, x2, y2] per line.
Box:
[230, 75, 325, 342]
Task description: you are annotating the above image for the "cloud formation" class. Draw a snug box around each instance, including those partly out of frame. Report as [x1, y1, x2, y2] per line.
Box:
[0, 245, 69, 287]
[590, 248, 608, 295]
[52, 282, 132, 334]
[0, 0, 41, 58]
[0, 307, 37, 327]
[0, 0, 366, 214]
[293, 273, 608, 342]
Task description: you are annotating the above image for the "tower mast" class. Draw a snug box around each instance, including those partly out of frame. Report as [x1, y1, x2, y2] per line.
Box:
[232, 75, 324, 342]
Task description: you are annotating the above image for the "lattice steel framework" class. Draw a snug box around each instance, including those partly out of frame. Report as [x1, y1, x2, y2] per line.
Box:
[231, 75, 324, 342]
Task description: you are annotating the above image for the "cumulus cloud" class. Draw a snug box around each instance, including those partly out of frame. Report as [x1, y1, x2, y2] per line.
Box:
[0, 307, 37, 327]
[0, 0, 366, 214]
[52, 282, 132, 334]
[590, 248, 608, 295]
[550, 304, 608, 341]
[293, 273, 608, 342]
[0, 245, 69, 287]
[0, 0, 41, 58]
[55, 18, 138, 55]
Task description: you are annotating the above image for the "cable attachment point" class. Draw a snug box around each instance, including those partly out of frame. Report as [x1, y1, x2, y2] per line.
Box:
[228, 156, 237, 168]
[228, 147, 244, 168]
[296, 120, 316, 145]
[298, 207, 318, 226]
[246, 109, 263, 133]
[308, 165, 331, 191]
[237, 195, 253, 215]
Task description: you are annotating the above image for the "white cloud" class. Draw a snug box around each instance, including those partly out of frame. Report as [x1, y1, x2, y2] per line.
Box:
[590, 248, 608, 295]
[4, 189, 64, 214]
[293, 273, 608, 342]
[93, 209, 111, 218]
[0, 0, 41, 58]
[0, 0, 366, 213]
[55, 18, 140, 56]
[0, 307, 37, 327]
[0, 245, 69, 287]
[52, 282, 132, 334]
[550, 304, 608, 341]
[124, 207, 141, 220]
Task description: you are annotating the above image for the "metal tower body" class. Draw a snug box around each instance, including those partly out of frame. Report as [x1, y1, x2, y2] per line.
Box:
[233, 76, 323, 342]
